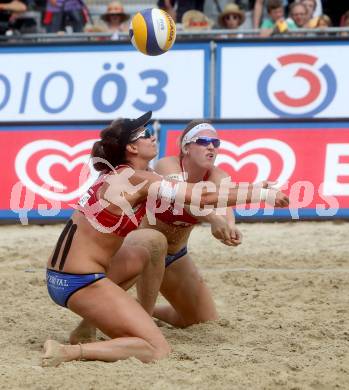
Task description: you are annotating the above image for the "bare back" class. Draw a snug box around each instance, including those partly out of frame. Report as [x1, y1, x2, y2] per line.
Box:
[46, 167, 157, 274]
[47, 211, 124, 274]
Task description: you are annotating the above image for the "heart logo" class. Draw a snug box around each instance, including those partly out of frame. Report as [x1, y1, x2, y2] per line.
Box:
[216, 139, 296, 184]
[15, 139, 99, 201]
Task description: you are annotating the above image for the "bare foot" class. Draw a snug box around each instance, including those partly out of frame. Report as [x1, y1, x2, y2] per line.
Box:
[42, 340, 68, 367]
[69, 323, 96, 345]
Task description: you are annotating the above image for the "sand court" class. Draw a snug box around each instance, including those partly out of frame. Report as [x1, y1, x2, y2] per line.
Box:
[0, 221, 348, 389]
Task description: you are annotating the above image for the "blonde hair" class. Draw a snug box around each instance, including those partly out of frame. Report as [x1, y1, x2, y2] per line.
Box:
[316, 14, 332, 28]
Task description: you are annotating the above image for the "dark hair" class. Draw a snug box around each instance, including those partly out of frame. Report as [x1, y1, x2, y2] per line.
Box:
[179, 119, 212, 159]
[91, 111, 152, 171]
[267, 0, 283, 13]
[91, 119, 130, 171]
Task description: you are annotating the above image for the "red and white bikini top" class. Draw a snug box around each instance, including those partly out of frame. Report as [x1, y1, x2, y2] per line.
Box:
[155, 160, 209, 227]
[77, 165, 146, 237]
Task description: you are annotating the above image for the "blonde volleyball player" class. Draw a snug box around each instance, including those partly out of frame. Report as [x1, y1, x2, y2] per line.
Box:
[133, 121, 248, 327]
[142, 121, 243, 327]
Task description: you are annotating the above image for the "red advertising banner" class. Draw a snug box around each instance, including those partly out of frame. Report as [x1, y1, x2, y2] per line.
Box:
[160, 123, 349, 218]
[1, 122, 349, 221]
[0, 126, 101, 220]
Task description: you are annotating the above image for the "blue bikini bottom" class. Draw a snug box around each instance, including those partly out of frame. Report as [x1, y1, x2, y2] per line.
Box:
[165, 246, 188, 268]
[47, 248, 188, 307]
[46, 269, 106, 308]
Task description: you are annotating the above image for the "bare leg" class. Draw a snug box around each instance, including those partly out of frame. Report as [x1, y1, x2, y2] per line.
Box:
[43, 278, 170, 366]
[70, 229, 167, 344]
[69, 245, 147, 345]
[133, 230, 167, 314]
[43, 337, 159, 366]
[154, 254, 218, 328]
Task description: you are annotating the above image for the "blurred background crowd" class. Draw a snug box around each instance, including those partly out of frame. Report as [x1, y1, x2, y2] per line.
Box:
[1, 0, 349, 38]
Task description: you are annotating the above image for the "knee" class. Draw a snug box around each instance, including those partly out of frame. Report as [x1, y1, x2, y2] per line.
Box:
[127, 230, 168, 260]
[138, 230, 168, 265]
[143, 230, 168, 255]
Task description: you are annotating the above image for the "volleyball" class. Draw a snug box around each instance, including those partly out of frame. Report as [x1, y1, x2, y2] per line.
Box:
[129, 8, 176, 56]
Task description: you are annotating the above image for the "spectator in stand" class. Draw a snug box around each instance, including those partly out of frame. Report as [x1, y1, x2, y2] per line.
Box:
[0, 0, 27, 35]
[84, 22, 108, 35]
[44, 0, 87, 33]
[157, 0, 176, 21]
[100, 1, 129, 39]
[204, 0, 254, 30]
[315, 14, 331, 28]
[157, 0, 205, 24]
[322, 0, 349, 27]
[341, 10, 349, 27]
[14, 0, 47, 33]
[340, 10, 349, 36]
[260, 0, 296, 36]
[181, 9, 213, 31]
[313, 14, 332, 36]
[288, 2, 307, 28]
[218, 3, 246, 31]
[297, 0, 318, 28]
[254, 0, 288, 28]
[177, 0, 205, 22]
[253, 0, 322, 28]
[27, 0, 47, 33]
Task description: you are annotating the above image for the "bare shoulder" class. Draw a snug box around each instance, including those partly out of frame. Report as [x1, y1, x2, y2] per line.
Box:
[132, 169, 161, 184]
[154, 156, 181, 175]
[106, 167, 160, 187]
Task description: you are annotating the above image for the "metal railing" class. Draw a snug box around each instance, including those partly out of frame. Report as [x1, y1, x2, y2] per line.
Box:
[1, 27, 349, 43]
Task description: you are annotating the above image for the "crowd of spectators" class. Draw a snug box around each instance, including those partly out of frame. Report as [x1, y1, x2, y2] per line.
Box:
[1, 0, 349, 38]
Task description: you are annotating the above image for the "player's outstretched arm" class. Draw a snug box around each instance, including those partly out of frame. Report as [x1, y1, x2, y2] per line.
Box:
[179, 179, 289, 209]
[104, 169, 289, 211]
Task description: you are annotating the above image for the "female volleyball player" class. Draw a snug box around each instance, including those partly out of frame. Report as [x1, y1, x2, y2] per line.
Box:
[43, 112, 289, 366]
[142, 120, 244, 327]
[124, 120, 265, 327]
[43, 111, 171, 367]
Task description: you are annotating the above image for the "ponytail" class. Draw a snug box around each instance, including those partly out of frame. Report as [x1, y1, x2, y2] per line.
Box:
[91, 119, 127, 171]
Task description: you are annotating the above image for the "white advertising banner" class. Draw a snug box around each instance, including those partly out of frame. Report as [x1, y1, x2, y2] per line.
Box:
[0, 43, 209, 121]
[217, 42, 349, 119]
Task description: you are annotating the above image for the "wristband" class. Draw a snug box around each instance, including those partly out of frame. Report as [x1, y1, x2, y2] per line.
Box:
[259, 188, 270, 202]
[158, 180, 179, 203]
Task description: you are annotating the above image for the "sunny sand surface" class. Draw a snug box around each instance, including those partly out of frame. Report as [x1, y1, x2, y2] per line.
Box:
[0, 222, 348, 390]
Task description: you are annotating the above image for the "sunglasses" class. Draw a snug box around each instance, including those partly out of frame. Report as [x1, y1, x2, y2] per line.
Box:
[130, 127, 155, 142]
[190, 136, 221, 148]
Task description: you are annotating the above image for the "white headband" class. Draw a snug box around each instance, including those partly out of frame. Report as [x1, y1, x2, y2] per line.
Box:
[181, 123, 217, 150]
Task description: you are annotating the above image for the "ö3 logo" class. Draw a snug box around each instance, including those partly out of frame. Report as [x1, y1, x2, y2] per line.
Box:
[257, 54, 337, 117]
[0, 63, 168, 115]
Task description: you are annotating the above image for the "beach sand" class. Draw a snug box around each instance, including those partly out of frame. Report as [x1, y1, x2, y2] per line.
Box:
[0, 221, 348, 390]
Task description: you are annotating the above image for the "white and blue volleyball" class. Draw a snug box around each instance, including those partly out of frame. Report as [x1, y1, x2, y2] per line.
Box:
[129, 8, 176, 56]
